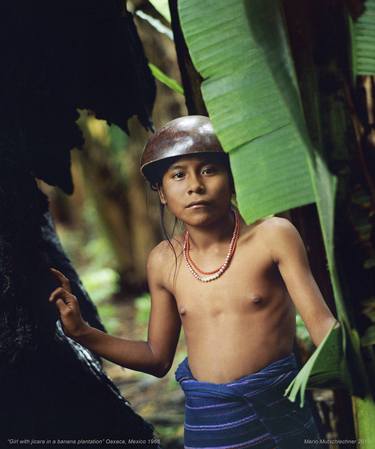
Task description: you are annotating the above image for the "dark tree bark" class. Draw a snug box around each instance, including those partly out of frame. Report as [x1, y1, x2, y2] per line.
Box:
[0, 0, 160, 446]
[0, 161, 160, 446]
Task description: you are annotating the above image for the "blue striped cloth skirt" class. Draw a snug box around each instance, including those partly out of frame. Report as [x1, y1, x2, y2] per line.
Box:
[175, 353, 322, 449]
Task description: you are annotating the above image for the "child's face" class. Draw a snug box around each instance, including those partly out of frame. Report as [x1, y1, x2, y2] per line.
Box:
[158, 155, 233, 226]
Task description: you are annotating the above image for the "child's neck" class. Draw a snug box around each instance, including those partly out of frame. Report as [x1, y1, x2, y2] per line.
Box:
[184, 209, 240, 252]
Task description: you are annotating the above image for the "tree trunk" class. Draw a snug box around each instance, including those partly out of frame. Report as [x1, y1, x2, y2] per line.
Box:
[0, 0, 160, 445]
[0, 156, 159, 446]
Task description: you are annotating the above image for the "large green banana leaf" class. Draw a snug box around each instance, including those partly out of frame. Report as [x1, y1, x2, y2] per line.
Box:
[179, 0, 370, 415]
[179, 0, 314, 221]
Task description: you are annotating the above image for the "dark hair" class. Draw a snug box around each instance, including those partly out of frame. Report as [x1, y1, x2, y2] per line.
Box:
[159, 202, 181, 288]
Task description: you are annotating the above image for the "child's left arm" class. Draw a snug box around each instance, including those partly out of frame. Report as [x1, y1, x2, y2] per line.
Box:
[263, 217, 339, 347]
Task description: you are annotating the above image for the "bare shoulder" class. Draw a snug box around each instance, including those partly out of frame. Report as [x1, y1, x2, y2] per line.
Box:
[147, 236, 184, 289]
[238, 216, 303, 260]
[256, 216, 306, 262]
[147, 240, 178, 271]
[148, 235, 184, 261]
[258, 216, 299, 237]
[239, 216, 297, 240]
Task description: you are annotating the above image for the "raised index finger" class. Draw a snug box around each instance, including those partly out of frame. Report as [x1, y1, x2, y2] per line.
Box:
[50, 267, 71, 292]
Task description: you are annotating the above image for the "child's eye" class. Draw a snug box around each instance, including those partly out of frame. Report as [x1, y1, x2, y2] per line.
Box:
[202, 166, 216, 175]
[172, 171, 185, 179]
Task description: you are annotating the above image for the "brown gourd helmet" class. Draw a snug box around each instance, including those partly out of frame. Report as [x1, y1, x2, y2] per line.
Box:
[140, 115, 230, 190]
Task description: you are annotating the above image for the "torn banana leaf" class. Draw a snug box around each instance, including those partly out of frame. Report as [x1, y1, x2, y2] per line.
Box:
[284, 320, 362, 408]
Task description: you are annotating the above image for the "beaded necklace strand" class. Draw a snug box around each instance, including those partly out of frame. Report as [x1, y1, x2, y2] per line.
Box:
[183, 208, 240, 282]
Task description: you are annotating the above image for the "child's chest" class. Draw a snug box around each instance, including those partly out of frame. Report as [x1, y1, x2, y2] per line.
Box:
[171, 242, 287, 320]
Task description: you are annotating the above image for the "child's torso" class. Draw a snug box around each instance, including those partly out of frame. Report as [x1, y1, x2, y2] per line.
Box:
[165, 219, 296, 384]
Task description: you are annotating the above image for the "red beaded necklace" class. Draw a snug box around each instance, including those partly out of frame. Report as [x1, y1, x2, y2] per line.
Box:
[183, 208, 240, 282]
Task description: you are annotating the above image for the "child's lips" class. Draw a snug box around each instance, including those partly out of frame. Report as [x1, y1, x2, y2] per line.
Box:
[186, 201, 210, 208]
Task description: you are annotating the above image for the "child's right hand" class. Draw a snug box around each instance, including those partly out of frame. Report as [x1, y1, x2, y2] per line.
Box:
[49, 267, 89, 339]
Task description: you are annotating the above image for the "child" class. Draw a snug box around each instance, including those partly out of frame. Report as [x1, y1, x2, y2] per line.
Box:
[49, 115, 338, 449]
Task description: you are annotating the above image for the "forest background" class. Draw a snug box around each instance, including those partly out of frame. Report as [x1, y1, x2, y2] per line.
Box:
[1, 0, 375, 448]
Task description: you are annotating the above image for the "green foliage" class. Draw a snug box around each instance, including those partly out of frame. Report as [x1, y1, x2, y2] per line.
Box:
[149, 63, 184, 95]
[179, 0, 315, 222]
[285, 321, 347, 407]
[83, 236, 115, 269]
[135, 293, 151, 327]
[108, 124, 128, 156]
[361, 324, 375, 346]
[80, 268, 119, 304]
[58, 199, 121, 333]
[296, 314, 313, 351]
[156, 425, 184, 441]
[351, 0, 375, 76]
[362, 297, 375, 322]
[149, 0, 171, 22]
[353, 395, 375, 444]
[78, 267, 121, 334]
[77, 110, 130, 182]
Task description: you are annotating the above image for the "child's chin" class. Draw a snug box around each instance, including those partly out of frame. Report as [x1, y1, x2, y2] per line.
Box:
[185, 213, 213, 227]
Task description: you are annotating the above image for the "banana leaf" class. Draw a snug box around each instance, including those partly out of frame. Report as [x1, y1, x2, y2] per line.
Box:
[351, 0, 375, 76]
[284, 320, 351, 407]
[179, 0, 368, 402]
[149, 0, 171, 23]
[179, 0, 315, 221]
[352, 395, 375, 446]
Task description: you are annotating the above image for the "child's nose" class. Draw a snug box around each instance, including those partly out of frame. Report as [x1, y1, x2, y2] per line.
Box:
[187, 174, 205, 194]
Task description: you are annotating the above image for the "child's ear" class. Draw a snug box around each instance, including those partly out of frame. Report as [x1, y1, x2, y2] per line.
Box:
[157, 186, 167, 205]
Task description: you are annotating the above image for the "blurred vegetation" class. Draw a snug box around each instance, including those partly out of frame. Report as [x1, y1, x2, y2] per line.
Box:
[57, 196, 122, 334]
[134, 293, 152, 329]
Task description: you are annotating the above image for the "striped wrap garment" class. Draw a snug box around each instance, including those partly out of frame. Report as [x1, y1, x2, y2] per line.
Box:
[175, 353, 323, 449]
